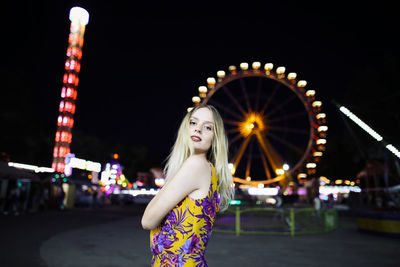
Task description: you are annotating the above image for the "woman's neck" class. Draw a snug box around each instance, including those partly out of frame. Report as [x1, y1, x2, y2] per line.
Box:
[191, 151, 207, 161]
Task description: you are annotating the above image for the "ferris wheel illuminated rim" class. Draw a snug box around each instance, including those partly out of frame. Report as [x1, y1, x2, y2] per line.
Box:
[190, 62, 327, 186]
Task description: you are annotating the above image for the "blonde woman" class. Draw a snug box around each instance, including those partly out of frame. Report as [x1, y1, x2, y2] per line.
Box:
[142, 104, 234, 266]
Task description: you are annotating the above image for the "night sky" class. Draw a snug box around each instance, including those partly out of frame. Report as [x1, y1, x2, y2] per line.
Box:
[2, 1, 399, 177]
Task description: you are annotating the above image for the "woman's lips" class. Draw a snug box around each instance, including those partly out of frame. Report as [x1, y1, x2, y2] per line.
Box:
[191, 135, 202, 142]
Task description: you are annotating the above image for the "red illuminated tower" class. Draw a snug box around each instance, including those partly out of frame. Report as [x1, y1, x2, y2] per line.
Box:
[52, 7, 89, 173]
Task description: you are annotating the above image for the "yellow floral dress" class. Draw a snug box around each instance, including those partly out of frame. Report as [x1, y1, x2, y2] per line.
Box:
[150, 162, 220, 267]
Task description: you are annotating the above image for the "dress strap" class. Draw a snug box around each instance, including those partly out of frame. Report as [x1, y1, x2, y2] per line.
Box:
[208, 161, 214, 177]
[209, 161, 219, 188]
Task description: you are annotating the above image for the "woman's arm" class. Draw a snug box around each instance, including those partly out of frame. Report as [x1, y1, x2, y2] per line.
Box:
[141, 156, 205, 230]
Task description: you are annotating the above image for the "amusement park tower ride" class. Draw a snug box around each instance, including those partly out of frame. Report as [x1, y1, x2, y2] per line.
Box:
[52, 7, 89, 173]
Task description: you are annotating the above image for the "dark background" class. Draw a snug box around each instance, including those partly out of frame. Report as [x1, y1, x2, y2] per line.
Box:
[1, 0, 399, 181]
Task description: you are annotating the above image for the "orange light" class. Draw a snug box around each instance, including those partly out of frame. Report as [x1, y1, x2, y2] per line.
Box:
[67, 88, 73, 97]
[72, 47, 79, 57]
[61, 87, 66, 98]
[68, 73, 75, 84]
[70, 59, 76, 70]
[238, 112, 265, 137]
[113, 153, 119, 159]
[55, 131, 60, 142]
[64, 102, 70, 112]
[53, 147, 58, 157]
[59, 101, 65, 112]
[62, 116, 68, 126]
[57, 116, 62, 126]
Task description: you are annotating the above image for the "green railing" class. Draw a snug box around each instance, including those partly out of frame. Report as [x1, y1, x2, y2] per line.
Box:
[214, 206, 338, 236]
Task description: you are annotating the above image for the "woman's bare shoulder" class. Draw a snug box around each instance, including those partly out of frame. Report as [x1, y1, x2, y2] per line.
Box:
[182, 156, 211, 178]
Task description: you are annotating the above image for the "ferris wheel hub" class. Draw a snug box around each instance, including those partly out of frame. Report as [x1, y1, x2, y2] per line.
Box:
[239, 112, 265, 137]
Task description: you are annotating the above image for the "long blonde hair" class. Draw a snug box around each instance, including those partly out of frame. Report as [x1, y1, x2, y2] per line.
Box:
[164, 104, 234, 212]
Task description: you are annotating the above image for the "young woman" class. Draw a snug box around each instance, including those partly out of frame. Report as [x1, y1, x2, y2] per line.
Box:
[141, 104, 234, 266]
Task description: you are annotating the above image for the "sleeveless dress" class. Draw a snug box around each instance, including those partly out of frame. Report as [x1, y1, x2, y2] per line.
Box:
[150, 162, 220, 267]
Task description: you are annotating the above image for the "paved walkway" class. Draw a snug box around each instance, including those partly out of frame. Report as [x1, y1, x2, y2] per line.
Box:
[39, 209, 399, 267]
[1, 205, 399, 266]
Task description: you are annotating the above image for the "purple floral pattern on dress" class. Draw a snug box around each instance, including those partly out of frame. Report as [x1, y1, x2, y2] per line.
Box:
[150, 162, 220, 267]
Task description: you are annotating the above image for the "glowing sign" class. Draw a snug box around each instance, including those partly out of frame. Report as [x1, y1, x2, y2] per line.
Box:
[229, 200, 242, 205]
[248, 187, 278, 196]
[8, 162, 54, 173]
[319, 186, 361, 195]
[121, 188, 159, 196]
[66, 157, 101, 172]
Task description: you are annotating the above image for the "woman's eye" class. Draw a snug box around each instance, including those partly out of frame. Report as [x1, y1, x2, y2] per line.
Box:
[190, 121, 196, 125]
[205, 125, 212, 131]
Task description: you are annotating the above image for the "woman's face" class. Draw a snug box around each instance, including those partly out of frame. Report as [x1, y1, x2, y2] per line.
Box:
[189, 107, 215, 154]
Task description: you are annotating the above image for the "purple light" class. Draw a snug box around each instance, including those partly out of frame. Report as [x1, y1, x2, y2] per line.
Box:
[297, 187, 307, 195]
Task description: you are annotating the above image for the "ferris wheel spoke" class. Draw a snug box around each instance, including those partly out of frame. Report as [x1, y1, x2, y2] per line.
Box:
[228, 133, 243, 146]
[264, 94, 298, 118]
[239, 79, 252, 112]
[227, 128, 240, 134]
[221, 85, 248, 116]
[268, 125, 310, 135]
[208, 99, 243, 121]
[255, 130, 282, 172]
[266, 131, 304, 155]
[232, 134, 252, 175]
[224, 120, 241, 126]
[245, 139, 254, 179]
[268, 111, 308, 124]
[254, 77, 263, 112]
[260, 82, 281, 114]
[258, 145, 272, 180]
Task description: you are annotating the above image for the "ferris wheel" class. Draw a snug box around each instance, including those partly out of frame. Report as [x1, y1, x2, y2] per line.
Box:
[190, 62, 328, 187]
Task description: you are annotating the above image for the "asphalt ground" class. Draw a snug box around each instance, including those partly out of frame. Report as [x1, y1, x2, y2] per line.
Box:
[1, 204, 399, 267]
